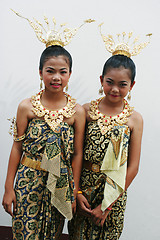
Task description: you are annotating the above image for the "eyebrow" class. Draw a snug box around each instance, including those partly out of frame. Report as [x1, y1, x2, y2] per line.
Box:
[119, 80, 128, 83]
[106, 78, 113, 81]
[45, 67, 68, 70]
[106, 78, 128, 83]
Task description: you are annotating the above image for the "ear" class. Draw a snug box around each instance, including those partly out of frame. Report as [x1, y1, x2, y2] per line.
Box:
[39, 69, 42, 78]
[130, 81, 135, 90]
[69, 71, 72, 78]
[100, 75, 103, 85]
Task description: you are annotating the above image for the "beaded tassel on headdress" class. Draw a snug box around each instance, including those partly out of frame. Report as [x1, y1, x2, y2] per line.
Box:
[11, 9, 95, 48]
[99, 23, 152, 57]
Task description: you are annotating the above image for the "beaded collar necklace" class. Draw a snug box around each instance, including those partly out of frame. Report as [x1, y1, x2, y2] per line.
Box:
[88, 97, 134, 134]
[31, 90, 76, 131]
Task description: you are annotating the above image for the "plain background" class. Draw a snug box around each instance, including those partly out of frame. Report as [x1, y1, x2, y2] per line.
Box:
[0, 0, 160, 239]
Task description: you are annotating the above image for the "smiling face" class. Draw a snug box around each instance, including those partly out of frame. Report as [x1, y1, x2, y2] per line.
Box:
[39, 55, 71, 93]
[100, 67, 135, 103]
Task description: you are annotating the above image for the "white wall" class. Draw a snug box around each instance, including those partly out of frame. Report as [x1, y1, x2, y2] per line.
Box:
[1, 0, 160, 239]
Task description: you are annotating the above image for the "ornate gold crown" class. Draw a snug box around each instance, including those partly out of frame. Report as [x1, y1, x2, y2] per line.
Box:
[99, 23, 152, 58]
[11, 9, 95, 48]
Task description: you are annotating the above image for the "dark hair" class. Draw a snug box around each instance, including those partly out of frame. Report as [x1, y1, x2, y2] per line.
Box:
[102, 55, 136, 84]
[39, 45, 72, 72]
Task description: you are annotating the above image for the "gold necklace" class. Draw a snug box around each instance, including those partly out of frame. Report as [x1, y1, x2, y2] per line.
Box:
[88, 97, 134, 134]
[31, 90, 76, 131]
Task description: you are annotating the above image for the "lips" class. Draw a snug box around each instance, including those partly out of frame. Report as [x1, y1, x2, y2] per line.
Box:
[110, 94, 119, 97]
[50, 83, 61, 88]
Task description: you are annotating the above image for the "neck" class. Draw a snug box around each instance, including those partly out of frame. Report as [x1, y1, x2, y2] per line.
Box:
[43, 88, 66, 99]
[41, 89, 67, 110]
[99, 97, 125, 116]
[104, 96, 124, 105]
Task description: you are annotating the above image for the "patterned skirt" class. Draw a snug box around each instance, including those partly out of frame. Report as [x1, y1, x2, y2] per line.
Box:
[68, 168, 127, 240]
[12, 164, 65, 240]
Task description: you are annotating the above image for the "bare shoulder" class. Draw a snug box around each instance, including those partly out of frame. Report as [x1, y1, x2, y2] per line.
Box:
[131, 110, 143, 123]
[73, 103, 86, 127]
[15, 98, 33, 134]
[18, 98, 32, 111]
[74, 103, 86, 117]
[128, 110, 143, 131]
[17, 98, 33, 120]
[82, 103, 90, 113]
[83, 102, 93, 122]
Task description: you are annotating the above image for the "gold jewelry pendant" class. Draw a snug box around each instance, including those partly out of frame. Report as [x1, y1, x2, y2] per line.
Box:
[65, 83, 68, 92]
[40, 77, 43, 90]
[99, 85, 103, 95]
[127, 90, 131, 100]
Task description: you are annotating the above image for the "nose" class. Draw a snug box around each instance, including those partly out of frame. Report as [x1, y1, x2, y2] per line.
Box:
[53, 73, 60, 81]
[111, 85, 119, 92]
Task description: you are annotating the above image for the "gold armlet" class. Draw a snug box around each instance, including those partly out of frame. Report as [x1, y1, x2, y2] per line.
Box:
[13, 134, 26, 142]
[8, 117, 26, 141]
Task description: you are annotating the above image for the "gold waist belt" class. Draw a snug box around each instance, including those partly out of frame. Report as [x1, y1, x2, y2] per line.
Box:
[21, 155, 45, 171]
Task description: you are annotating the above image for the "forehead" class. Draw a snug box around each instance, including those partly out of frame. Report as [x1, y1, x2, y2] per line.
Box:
[105, 67, 131, 81]
[44, 55, 69, 68]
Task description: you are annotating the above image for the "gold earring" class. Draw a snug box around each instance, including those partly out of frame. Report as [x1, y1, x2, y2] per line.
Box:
[127, 90, 131, 100]
[65, 83, 69, 92]
[99, 85, 103, 95]
[40, 76, 43, 90]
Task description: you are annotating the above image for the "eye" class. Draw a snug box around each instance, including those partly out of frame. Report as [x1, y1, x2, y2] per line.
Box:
[47, 70, 54, 73]
[106, 80, 113, 85]
[61, 70, 67, 74]
[119, 83, 128, 87]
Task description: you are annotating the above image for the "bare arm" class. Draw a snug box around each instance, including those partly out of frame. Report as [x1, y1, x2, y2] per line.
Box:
[125, 111, 143, 189]
[71, 104, 86, 214]
[76, 103, 93, 216]
[2, 99, 31, 216]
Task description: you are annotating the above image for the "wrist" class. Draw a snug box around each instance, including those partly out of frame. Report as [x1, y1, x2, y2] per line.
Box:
[77, 190, 83, 194]
[5, 181, 14, 191]
[77, 187, 83, 194]
[5, 185, 14, 192]
[73, 189, 78, 199]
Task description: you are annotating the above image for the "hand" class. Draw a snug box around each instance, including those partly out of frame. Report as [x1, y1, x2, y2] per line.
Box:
[91, 204, 110, 227]
[77, 193, 92, 217]
[2, 188, 17, 217]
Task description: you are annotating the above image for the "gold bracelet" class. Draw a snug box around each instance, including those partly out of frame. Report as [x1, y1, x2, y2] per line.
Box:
[77, 190, 82, 194]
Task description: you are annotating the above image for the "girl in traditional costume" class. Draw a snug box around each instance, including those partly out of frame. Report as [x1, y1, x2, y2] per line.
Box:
[2, 11, 94, 240]
[68, 29, 152, 239]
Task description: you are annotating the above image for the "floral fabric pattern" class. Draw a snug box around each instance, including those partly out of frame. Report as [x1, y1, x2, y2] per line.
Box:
[13, 119, 74, 239]
[68, 120, 130, 240]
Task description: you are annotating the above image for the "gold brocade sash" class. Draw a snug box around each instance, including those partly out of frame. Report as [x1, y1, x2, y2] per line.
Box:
[41, 151, 73, 220]
[100, 126, 129, 211]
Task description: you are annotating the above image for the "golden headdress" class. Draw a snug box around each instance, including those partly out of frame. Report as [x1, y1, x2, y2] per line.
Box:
[11, 9, 95, 48]
[99, 23, 152, 58]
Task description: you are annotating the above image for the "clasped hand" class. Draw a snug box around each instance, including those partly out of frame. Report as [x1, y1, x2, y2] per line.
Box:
[77, 194, 109, 227]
